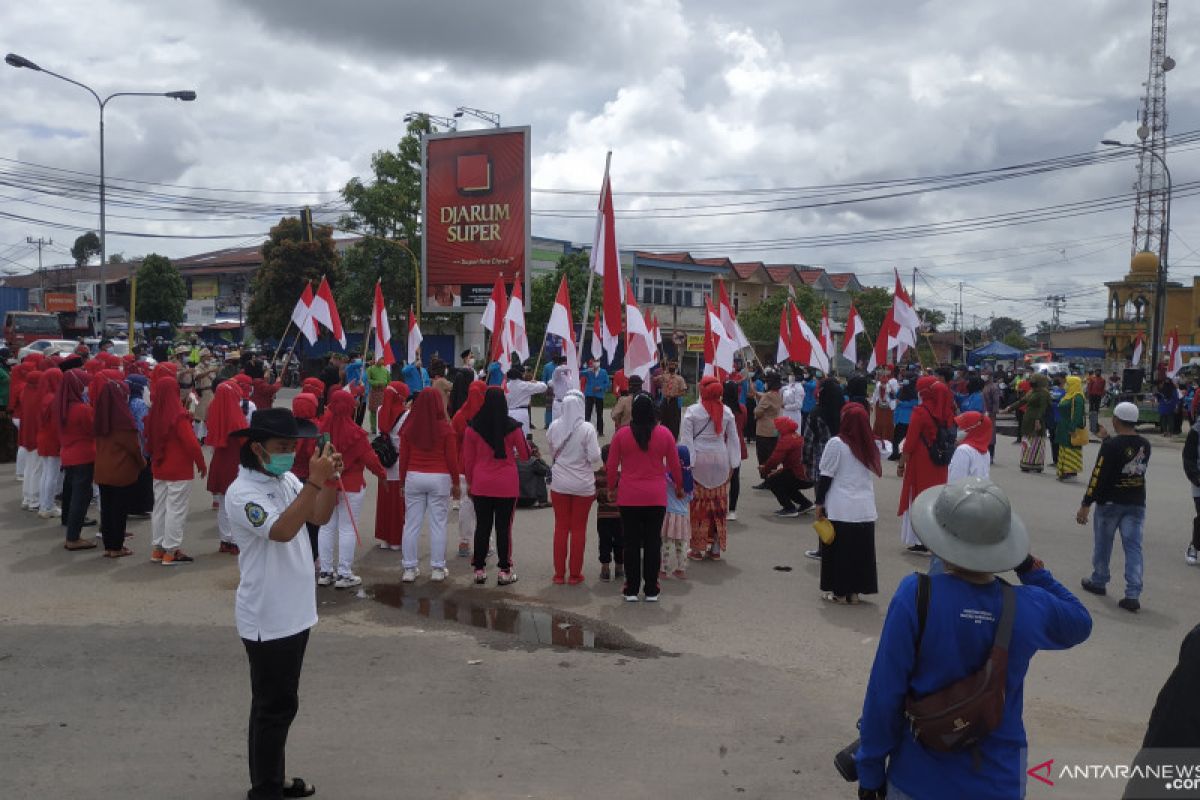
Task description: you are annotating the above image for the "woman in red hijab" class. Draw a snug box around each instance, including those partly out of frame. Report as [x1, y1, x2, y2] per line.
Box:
[10, 361, 32, 480]
[58, 369, 98, 550]
[289, 392, 323, 557]
[398, 389, 460, 582]
[316, 390, 386, 588]
[450, 380, 486, 558]
[374, 382, 411, 551]
[207, 381, 248, 553]
[148, 377, 207, 565]
[18, 369, 44, 511]
[35, 368, 64, 518]
[94, 379, 145, 557]
[897, 376, 954, 553]
[948, 411, 992, 483]
[758, 415, 812, 516]
[681, 375, 741, 561]
[814, 403, 881, 604]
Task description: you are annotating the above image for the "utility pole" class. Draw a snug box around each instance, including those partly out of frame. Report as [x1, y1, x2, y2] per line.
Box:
[27, 236, 51, 296]
[959, 281, 966, 362]
[911, 267, 918, 306]
[1044, 294, 1066, 332]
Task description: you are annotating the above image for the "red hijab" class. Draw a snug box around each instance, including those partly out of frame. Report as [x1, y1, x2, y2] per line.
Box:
[301, 377, 325, 397]
[38, 367, 64, 403]
[839, 402, 882, 476]
[148, 377, 191, 462]
[205, 381, 248, 449]
[452, 380, 486, 436]
[94, 379, 136, 437]
[57, 369, 88, 427]
[401, 388, 451, 451]
[699, 375, 725, 433]
[955, 411, 992, 454]
[150, 361, 178, 384]
[320, 389, 370, 464]
[917, 377, 956, 426]
[379, 382, 411, 433]
[20, 371, 43, 446]
[292, 392, 319, 422]
[233, 373, 253, 399]
[773, 416, 799, 436]
[10, 363, 30, 412]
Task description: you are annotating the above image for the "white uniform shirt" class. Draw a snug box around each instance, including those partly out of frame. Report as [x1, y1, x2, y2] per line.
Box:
[948, 444, 990, 483]
[781, 382, 805, 425]
[817, 436, 878, 523]
[227, 467, 318, 642]
[506, 379, 548, 434]
[679, 403, 742, 489]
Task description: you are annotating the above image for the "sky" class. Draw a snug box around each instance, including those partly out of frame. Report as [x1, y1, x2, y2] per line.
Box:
[2, 0, 1200, 334]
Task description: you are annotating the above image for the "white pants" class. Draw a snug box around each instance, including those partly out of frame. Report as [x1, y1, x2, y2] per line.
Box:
[319, 488, 365, 577]
[216, 493, 232, 543]
[15, 420, 25, 477]
[153, 479, 192, 551]
[900, 510, 921, 546]
[38, 455, 61, 512]
[509, 408, 531, 436]
[458, 477, 475, 544]
[402, 472, 451, 569]
[21, 452, 42, 508]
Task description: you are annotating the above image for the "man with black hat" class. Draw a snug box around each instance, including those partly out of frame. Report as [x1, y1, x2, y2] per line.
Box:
[225, 407, 342, 800]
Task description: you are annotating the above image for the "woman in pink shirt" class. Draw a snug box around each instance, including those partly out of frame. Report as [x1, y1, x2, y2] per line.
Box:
[462, 387, 530, 586]
[605, 394, 683, 602]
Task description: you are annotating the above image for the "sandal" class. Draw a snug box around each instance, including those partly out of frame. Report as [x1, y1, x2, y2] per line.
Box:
[282, 778, 316, 798]
[821, 592, 849, 604]
[104, 548, 134, 559]
[64, 540, 97, 551]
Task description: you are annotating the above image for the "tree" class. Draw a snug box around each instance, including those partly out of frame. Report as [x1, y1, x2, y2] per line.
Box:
[737, 285, 822, 346]
[918, 307, 945, 332]
[71, 232, 100, 267]
[989, 316, 1025, 341]
[108, 253, 126, 265]
[526, 252, 591, 357]
[1003, 331, 1028, 350]
[848, 286, 893, 341]
[135, 254, 187, 329]
[247, 217, 342, 341]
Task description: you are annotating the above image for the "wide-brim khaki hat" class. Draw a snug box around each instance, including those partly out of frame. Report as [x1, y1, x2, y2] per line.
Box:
[910, 477, 1029, 573]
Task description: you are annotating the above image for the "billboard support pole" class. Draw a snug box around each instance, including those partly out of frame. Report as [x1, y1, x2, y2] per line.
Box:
[576, 151, 611, 369]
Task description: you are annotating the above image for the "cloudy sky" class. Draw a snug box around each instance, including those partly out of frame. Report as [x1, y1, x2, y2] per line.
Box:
[3, 0, 1199, 332]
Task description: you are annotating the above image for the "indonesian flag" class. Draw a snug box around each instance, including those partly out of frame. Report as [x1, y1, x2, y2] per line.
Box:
[703, 296, 737, 378]
[891, 268, 920, 357]
[820, 306, 833, 360]
[1131, 331, 1145, 367]
[546, 275, 579, 375]
[1167, 327, 1183, 378]
[406, 306, 423, 364]
[790, 302, 829, 373]
[503, 277, 529, 364]
[369, 280, 395, 365]
[591, 163, 623, 361]
[590, 309, 603, 362]
[624, 279, 657, 381]
[867, 307, 895, 372]
[290, 280, 319, 346]
[777, 301, 794, 365]
[309, 276, 346, 349]
[481, 276, 507, 334]
[717, 280, 751, 350]
[842, 303, 865, 366]
[649, 311, 662, 345]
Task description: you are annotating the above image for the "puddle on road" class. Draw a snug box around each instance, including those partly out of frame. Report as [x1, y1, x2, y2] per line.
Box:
[367, 584, 655, 654]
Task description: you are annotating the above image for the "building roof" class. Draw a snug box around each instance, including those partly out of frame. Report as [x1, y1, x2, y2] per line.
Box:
[634, 251, 693, 264]
[826, 272, 857, 290]
[730, 262, 766, 279]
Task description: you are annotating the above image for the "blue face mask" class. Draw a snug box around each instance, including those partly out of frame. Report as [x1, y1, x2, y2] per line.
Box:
[259, 449, 295, 476]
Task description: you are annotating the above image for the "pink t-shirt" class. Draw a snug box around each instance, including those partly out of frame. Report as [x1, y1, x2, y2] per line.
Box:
[462, 426, 530, 498]
[605, 425, 683, 507]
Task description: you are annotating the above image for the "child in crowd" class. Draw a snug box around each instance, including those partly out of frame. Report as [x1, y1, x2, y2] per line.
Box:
[661, 445, 694, 580]
[595, 444, 623, 582]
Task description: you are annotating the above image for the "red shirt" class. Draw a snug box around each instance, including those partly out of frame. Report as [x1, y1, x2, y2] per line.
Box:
[1086, 376, 1107, 397]
[605, 425, 683, 507]
[335, 444, 385, 493]
[761, 432, 805, 479]
[60, 405, 96, 467]
[462, 427, 529, 498]
[36, 399, 60, 457]
[399, 432, 461, 487]
[151, 416, 206, 481]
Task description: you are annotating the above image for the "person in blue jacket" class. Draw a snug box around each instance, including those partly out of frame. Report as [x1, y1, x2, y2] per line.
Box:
[400, 356, 430, 396]
[541, 358, 558, 428]
[486, 360, 505, 386]
[800, 368, 817, 432]
[582, 359, 610, 436]
[856, 478, 1091, 800]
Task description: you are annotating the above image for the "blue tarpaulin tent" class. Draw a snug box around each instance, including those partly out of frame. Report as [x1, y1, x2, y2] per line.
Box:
[967, 341, 1025, 365]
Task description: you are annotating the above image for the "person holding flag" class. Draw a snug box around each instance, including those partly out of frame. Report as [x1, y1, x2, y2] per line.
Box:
[583, 359, 610, 435]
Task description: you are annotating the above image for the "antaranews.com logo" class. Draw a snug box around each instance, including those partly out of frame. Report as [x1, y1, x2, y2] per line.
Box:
[1028, 750, 1200, 798]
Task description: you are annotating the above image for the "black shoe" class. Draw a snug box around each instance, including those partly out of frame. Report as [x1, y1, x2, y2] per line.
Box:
[282, 778, 317, 798]
[752, 482, 769, 490]
[1080, 579, 1106, 596]
[905, 544, 929, 554]
[1118, 597, 1141, 613]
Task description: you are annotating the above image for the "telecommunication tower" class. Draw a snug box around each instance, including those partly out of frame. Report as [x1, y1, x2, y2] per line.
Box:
[1129, 0, 1173, 258]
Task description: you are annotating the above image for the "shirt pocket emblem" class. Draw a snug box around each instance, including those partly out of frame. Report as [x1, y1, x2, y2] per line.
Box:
[244, 502, 268, 528]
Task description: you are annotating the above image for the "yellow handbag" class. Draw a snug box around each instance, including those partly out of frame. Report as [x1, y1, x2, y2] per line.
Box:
[1070, 428, 1089, 447]
[814, 517, 836, 546]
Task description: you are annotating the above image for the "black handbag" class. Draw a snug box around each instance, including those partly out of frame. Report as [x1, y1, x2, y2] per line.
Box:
[371, 433, 398, 469]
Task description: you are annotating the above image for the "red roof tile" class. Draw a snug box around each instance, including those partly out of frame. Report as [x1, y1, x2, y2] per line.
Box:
[764, 266, 796, 284]
[634, 251, 694, 264]
[730, 262, 764, 279]
[826, 273, 856, 289]
[694, 257, 732, 268]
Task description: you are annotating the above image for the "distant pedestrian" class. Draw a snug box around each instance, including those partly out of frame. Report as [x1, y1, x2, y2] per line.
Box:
[752, 372, 783, 473]
[803, 377, 845, 559]
[147, 377, 207, 565]
[1156, 378, 1179, 437]
[815, 403, 880, 604]
[1055, 376, 1087, 480]
[208, 382, 249, 554]
[93, 379, 145, 559]
[890, 379, 917, 463]
[547, 391, 601, 585]
[897, 377, 953, 553]
[681, 376, 741, 561]
[594, 444, 624, 582]
[57, 369, 97, 551]
[1183, 421, 1200, 566]
[1086, 369, 1107, 433]
[373, 383, 410, 552]
[582, 360, 610, 435]
[661, 445, 693, 579]
[1004, 373, 1050, 473]
[722, 380, 748, 520]
[759, 416, 812, 517]
[398, 388, 460, 583]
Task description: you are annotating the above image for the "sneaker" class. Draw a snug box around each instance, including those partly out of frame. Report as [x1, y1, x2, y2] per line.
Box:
[773, 507, 801, 518]
[150, 547, 166, 563]
[1118, 597, 1141, 613]
[752, 482, 769, 491]
[567, 575, 585, 585]
[38, 507, 62, 519]
[600, 564, 612, 582]
[1079, 578, 1106, 596]
[1187, 545, 1198, 566]
[401, 568, 419, 583]
[727, 510, 738, 521]
[431, 567, 447, 582]
[162, 550, 194, 566]
[457, 542, 471, 558]
[623, 593, 640, 602]
[316, 572, 335, 586]
[672, 569, 686, 579]
[497, 570, 518, 586]
[644, 594, 660, 602]
[687, 550, 705, 561]
[378, 541, 390, 550]
[334, 574, 362, 589]
[81, 517, 97, 527]
[388, 544, 402, 551]
[804, 549, 822, 560]
[797, 506, 816, 516]
[474, 569, 487, 584]
[707, 550, 721, 561]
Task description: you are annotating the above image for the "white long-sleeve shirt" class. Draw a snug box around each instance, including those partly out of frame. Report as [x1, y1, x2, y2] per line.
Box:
[680, 403, 742, 488]
[781, 382, 805, 425]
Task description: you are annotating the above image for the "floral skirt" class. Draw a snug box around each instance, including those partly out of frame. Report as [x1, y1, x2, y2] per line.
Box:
[689, 482, 729, 553]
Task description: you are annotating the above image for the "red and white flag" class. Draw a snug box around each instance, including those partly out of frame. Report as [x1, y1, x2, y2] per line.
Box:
[819, 306, 833, 360]
[406, 306, 423, 365]
[717, 280, 751, 350]
[290, 280, 319, 346]
[777, 301, 794, 365]
[590, 309, 604, 362]
[1131, 331, 1145, 367]
[649, 311, 662, 345]
[369, 280, 395, 365]
[703, 296, 737, 378]
[503, 276, 529, 364]
[546, 275, 579, 375]
[867, 306, 895, 372]
[624, 279, 657, 381]
[309, 276, 346, 349]
[790, 302, 829, 373]
[590, 162, 623, 361]
[842, 303, 865, 366]
[1167, 327, 1183, 378]
[891, 269, 920, 359]
[481, 275, 507, 334]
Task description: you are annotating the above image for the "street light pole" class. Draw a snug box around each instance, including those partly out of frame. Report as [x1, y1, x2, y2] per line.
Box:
[6, 53, 195, 333]
[1100, 138, 1172, 376]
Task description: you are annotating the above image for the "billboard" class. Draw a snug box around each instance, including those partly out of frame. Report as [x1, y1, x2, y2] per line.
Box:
[76, 281, 99, 309]
[184, 299, 217, 327]
[45, 292, 76, 312]
[421, 126, 530, 312]
[191, 277, 219, 300]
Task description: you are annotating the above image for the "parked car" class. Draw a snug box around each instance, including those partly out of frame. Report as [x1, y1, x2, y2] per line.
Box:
[17, 339, 82, 360]
[82, 338, 131, 358]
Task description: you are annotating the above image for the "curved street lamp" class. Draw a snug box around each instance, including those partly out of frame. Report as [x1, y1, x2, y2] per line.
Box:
[7, 52, 196, 332]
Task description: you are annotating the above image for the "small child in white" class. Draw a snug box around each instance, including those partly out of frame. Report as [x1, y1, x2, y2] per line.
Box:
[949, 411, 993, 483]
[661, 445, 694, 580]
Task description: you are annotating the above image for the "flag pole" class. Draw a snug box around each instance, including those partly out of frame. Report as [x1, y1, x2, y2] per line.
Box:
[269, 319, 295, 367]
[576, 151, 611, 369]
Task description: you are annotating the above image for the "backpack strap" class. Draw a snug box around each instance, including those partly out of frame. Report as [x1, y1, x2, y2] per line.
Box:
[914, 572, 930, 661]
[994, 578, 1016, 651]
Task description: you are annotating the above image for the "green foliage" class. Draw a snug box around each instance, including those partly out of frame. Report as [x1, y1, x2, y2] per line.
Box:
[737, 286, 822, 346]
[107, 253, 126, 265]
[990, 316, 1025, 341]
[247, 217, 342, 341]
[849, 286, 892, 340]
[71, 232, 100, 267]
[135, 254, 187, 328]
[918, 307, 945, 332]
[528, 252, 591, 355]
[1003, 331, 1028, 349]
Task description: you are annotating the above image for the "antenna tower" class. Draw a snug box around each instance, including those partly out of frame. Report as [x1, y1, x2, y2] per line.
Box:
[1130, 0, 1172, 257]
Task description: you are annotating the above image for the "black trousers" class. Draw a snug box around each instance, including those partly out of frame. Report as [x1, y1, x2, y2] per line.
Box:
[890, 422, 908, 460]
[305, 522, 319, 556]
[597, 517, 623, 564]
[585, 396, 605, 435]
[765, 471, 813, 510]
[744, 398, 757, 441]
[755, 435, 778, 468]
[728, 466, 741, 512]
[1192, 498, 1200, 550]
[619, 505, 665, 597]
[472, 495, 517, 571]
[61, 462, 93, 542]
[243, 628, 310, 800]
[98, 483, 133, 551]
[131, 464, 154, 514]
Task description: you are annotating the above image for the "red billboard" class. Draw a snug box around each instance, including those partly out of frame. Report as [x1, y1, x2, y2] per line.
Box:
[422, 126, 530, 311]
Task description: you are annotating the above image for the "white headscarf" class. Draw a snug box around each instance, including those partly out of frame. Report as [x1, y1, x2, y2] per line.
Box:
[548, 390, 586, 452]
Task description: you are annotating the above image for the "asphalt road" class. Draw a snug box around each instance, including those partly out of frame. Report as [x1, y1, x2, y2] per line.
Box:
[1, 408, 1195, 799]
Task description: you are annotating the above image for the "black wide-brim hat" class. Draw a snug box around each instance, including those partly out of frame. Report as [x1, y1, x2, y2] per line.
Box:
[231, 407, 319, 441]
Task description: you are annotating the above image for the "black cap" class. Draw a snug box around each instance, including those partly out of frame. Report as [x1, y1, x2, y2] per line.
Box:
[231, 407, 319, 441]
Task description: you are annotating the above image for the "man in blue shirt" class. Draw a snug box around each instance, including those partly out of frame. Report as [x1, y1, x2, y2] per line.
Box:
[856, 478, 1091, 800]
[400, 356, 430, 396]
[344, 352, 367, 425]
[582, 359, 610, 436]
[541, 358, 558, 428]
